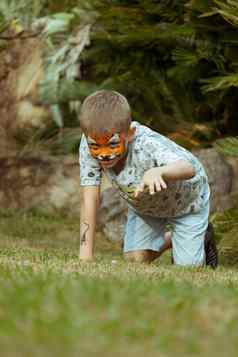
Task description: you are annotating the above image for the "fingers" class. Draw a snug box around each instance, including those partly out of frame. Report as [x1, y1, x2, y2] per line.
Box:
[149, 182, 155, 195]
[159, 177, 167, 190]
[153, 178, 166, 193]
[135, 178, 167, 198]
[134, 182, 145, 198]
[155, 180, 161, 192]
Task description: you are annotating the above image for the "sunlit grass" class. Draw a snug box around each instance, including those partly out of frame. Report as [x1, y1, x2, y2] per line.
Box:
[0, 210, 238, 357]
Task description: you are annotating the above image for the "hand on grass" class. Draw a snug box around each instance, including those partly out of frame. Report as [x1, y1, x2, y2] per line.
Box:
[79, 255, 94, 263]
[134, 167, 167, 198]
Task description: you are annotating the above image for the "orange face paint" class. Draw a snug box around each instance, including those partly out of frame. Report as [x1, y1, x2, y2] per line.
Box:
[87, 132, 127, 165]
[86, 127, 135, 169]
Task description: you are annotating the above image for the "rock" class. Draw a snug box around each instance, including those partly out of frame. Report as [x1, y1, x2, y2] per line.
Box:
[225, 156, 238, 193]
[0, 38, 52, 155]
[98, 188, 127, 243]
[193, 148, 234, 212]
[0, 155, 81, 216]
[13, 39, 53, 136]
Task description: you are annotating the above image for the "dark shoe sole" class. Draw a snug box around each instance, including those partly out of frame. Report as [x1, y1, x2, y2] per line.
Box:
[205, 222, 218, 269]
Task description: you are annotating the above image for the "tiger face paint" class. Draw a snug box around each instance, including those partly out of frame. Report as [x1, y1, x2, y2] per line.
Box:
[87, 129, 134, 169]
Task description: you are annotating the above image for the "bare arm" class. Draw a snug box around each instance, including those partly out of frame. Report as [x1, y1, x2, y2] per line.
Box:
[135, 160, 195, 196]
[79, 185, 100, 261]
[159, 159, 195, 181]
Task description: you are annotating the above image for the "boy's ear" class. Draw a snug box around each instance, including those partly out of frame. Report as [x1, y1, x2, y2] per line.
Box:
[128, 127, 136, 143]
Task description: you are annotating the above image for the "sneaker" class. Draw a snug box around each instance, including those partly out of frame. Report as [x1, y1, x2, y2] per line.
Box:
[205, 222, 218, 269]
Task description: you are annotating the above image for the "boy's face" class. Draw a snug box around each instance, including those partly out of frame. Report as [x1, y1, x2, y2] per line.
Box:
[86, 128, 134, 169]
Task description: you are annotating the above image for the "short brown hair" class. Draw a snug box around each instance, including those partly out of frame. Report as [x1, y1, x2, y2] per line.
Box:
[79, 90, 131, 134]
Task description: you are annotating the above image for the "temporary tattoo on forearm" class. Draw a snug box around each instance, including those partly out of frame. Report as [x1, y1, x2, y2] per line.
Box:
[81, 222, 90, 245]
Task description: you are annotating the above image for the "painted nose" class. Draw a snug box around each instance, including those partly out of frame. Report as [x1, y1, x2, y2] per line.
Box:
[97, 153, 117, 161]
[99, 156, 113, 161]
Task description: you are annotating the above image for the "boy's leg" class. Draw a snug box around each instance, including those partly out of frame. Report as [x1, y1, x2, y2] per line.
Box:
[169, 203, 210, 266]
[123, 208, 171, 263]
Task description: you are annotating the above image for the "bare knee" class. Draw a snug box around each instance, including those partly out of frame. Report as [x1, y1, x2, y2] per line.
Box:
[124, 250, 159, 263]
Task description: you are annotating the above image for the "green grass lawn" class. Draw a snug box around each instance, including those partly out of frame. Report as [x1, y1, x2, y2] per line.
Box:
[0, 210, 238, 357]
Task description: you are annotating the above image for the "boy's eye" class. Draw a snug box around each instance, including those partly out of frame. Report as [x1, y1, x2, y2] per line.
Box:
[89, 144, 99, 149]
[109, 142, 120, 148]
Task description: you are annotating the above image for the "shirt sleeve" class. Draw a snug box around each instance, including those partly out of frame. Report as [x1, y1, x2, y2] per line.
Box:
[79, 134, 102, 186]
[139, 128, 204, 179]
[141, 131, 186, 167]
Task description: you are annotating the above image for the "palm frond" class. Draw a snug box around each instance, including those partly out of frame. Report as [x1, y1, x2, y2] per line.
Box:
[201, 73, 238, 92]
[18, 127, 82, 157]
[0, 0, 47, 27]
[200, 0, 238, 27]
[172, 48, 198, 66]
[215, 136, 238, 156]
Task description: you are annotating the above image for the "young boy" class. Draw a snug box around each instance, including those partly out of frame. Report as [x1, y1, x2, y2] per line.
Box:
[79, 90, 218, 267]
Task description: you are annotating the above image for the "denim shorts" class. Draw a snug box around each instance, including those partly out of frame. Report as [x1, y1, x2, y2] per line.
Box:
[124, 202, 210, 266]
